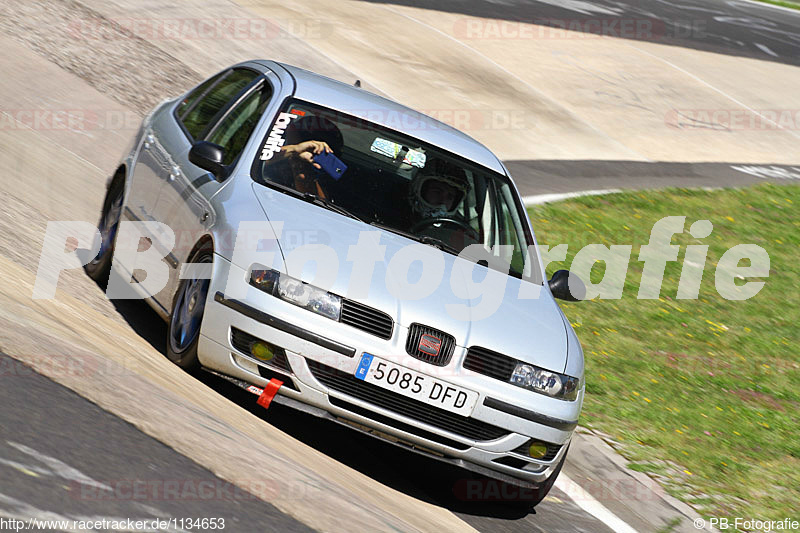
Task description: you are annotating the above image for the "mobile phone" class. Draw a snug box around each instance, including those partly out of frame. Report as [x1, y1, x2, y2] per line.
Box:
[313, 151, 348, 180]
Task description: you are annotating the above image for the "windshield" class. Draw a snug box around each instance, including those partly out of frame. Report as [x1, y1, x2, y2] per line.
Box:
[252, 99, 538, 280]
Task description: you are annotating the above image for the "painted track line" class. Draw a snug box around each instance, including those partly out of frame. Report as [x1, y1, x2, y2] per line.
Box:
[523, 189, 622, 206]
[554, 473, 640, 533]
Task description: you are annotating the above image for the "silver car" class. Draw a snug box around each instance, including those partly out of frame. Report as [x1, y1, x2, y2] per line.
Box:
[87, 60, 585, 506]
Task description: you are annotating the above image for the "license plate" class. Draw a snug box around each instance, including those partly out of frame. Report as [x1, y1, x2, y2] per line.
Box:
[354, 353, 478, 417]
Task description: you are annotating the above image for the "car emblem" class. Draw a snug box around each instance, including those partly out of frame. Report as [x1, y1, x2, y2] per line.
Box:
[418, 334, 442, 357]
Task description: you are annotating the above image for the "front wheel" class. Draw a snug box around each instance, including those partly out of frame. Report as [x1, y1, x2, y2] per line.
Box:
[525, 444, 569, 508]
[166, 248, 212, 371]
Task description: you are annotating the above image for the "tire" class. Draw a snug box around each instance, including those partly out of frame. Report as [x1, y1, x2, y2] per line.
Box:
[85, 178, 124, 287]
[525, 444, 569, 508]
[166, 247, 213, 371]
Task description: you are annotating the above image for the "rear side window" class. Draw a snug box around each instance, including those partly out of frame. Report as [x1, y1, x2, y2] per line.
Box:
[206, 83, 273, 166]
[180, 69, 259, 140]
[176, 72, 225, 119]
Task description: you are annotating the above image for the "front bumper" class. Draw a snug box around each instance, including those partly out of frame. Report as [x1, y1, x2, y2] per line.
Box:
[198, 255, 582, 485]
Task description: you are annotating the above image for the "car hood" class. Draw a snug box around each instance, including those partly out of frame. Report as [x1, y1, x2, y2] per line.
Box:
[253, 185, 568, 373]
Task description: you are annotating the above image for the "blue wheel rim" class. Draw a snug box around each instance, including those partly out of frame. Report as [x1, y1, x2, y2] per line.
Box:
[170, 255, 211, 354]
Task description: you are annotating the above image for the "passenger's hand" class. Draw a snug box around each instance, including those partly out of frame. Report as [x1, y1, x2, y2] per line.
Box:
[283, 141, 332, 169]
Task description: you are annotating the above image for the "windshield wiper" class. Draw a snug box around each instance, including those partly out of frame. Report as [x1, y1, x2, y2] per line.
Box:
[299, 193, 367, 222]
[368, 221, 461, 255]
[260, 181, 365, 222]
[418, 235, 462, 255]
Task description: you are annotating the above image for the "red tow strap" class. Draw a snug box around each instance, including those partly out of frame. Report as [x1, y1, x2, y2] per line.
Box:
[256, 378, 283, 410]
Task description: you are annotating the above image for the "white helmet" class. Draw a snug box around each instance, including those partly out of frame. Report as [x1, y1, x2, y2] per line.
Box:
[409, 166, 468, 219]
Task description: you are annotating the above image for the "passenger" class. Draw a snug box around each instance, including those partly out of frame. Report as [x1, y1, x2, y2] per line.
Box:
[260, 115, 343, 197]
[279, 116, 344, 198]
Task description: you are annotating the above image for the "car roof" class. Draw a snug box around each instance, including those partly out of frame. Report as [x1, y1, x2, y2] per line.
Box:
[262, 61, 506, 175]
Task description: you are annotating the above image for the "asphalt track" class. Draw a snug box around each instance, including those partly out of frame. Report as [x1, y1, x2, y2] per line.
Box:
[0, 353, 311, 533]
[363, 0, 800, 66]
[508, 160, 800, 197]
[1, 0, 799, 532]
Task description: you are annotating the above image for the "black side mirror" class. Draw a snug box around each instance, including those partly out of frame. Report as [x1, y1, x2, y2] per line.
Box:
[548, 269, 585, 302]
[189, 141, 226, 181]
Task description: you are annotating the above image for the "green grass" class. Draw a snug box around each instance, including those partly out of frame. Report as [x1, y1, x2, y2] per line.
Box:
[750, 0, 800, 10]
[528, 183, 800, 520]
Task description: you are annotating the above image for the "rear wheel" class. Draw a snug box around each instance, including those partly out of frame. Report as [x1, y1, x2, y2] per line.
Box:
[166, 248, 212, 371]
[86, 178, 124, 287]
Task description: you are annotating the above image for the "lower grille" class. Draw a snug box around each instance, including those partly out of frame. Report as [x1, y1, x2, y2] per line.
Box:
[308, 361, 508, 442]
[257, 365, 298, 391]
[492, 456, 530, 469]
[329, 397, 469, 450]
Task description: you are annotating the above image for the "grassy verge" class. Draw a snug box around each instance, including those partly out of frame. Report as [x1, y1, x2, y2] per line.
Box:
[749, 0, 800, 10]
[528, 183, 799, 519]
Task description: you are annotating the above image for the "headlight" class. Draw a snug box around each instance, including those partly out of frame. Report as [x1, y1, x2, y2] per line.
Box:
[511, 363, 580, 401]
[250, 268, 341, 321]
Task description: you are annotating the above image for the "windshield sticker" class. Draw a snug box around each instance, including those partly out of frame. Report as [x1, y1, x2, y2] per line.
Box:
[260, 112, 298, 160]
[370, 138, 426, 168]
[403, 149, 427, 168]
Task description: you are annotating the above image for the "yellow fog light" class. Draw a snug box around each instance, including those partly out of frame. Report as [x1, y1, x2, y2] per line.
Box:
[528, 442, 548, 459]
[250, 342, 275, 362]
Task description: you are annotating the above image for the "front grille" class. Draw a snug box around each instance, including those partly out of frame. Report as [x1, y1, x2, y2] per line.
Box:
[230, 327, 292, 373]
[463, 346, 517, 381]
[328, 397, 469, 450]
[405, 324, 456, 367]
[340, 299, 393, 340]
[308, 361, 507, 442]
[512, 441, 562, 462]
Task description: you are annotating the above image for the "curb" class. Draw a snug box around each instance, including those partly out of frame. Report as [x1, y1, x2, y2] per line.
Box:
[567, 427, 720, 533]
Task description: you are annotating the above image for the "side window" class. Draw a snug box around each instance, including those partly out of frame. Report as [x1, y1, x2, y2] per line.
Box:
[496, 183, 529, 276]
[205, 83, 273, 166]
[176, 71, 226, 119]
[180, 69, 259, 140]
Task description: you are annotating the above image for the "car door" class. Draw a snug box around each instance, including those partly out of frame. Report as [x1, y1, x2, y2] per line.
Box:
[124, 107, 186, 226]
[122, 70, 229, 273]
[151, 68, 277, 310]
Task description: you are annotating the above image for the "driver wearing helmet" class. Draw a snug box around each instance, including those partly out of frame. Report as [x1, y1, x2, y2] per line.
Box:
[408, 162, 477, 248]
[409, 162, 469, 221]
